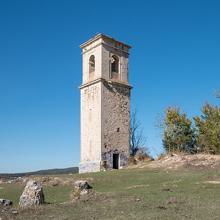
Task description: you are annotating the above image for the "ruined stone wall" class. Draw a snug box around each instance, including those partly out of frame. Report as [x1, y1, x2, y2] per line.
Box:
[101, 81, 130, 169]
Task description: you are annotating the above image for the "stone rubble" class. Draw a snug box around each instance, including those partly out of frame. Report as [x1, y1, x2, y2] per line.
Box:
[71, 180, 92, 200]
[0, 199, 12, 207]
[136, 154, 220, 170]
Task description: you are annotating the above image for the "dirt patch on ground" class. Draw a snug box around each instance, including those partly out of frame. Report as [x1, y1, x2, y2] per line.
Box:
[128, 154, 220, 170]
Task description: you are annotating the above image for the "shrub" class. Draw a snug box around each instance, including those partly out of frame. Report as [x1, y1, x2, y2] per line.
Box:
[163, 107, 196, 154]
[194, 104, 220, 154]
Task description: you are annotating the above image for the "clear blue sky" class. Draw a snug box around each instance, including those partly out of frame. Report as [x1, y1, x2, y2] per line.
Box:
[0, 0, 219, 173]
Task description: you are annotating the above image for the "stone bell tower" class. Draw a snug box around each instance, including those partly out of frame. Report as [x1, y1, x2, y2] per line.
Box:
[79, 34, 132, 173]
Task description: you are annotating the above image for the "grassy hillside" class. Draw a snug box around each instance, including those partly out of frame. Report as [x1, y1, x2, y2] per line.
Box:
[0, 166, 220, 220]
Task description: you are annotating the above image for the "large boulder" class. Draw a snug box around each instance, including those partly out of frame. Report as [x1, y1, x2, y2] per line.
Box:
[19, 180, 44, 208]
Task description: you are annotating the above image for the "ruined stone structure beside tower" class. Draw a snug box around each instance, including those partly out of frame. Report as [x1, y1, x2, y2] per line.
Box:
[79, 34, 132, 173]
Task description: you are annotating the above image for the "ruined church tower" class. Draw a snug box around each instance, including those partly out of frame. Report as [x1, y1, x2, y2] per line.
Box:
[79, 34, 132, 173]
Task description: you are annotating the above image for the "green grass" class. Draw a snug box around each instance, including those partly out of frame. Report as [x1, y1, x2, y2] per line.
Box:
[1, 167, 220, 220]
[0, 183, 72, 206]
[0, 183, 23, 205]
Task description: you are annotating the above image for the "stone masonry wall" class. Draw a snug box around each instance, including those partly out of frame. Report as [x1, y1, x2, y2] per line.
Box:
[101, 81, 130, 169]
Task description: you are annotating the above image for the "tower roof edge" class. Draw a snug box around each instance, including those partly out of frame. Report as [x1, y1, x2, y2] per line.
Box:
[80, 33, 131, 49]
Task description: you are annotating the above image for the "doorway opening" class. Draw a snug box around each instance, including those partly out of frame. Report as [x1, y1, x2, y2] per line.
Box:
[113, 153, 119, 169]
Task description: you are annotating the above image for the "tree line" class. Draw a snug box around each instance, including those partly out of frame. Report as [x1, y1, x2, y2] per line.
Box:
[163, 98, 220, 154]
[130, 93, 220, 157]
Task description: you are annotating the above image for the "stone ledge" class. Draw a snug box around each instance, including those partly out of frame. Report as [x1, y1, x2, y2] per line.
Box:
[80, 78, 132, 90]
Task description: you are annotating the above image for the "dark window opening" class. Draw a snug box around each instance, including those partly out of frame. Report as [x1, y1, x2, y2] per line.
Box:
[117, 128, 120, 132]
[111, 55, 119, 79]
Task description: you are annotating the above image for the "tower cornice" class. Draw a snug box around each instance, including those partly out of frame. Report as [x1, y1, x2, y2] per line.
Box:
[79, 78, 132, 90]
[80, 33, 131, 50]
[81, 42, 130, 55]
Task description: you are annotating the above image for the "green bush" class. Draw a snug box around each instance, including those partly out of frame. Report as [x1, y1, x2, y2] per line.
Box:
[194, 104, 220, 154]
[163, 107, 196, 154]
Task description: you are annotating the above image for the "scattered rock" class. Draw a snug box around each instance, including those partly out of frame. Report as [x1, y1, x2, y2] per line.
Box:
[40, 176, 51, 184]
[14, 177, 23, 183]
[71, 180, 92, 200]
[11, 209, 18, 215]
[80, 189, 89, 196]
[162, 188, 172, 192]
[166, 197, 178, 205]
[50, 179, 59, 187]
[74, 180, 92, 191]
[0, 178, 4, 184]
[19, 180, 44, 208]
[0, 199, 13, 207]
[157, 205, 167, 210]
[20, 177, 28, 184]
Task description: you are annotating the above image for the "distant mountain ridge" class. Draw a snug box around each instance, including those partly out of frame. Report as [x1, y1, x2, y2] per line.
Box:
[0, 167, 79, 178]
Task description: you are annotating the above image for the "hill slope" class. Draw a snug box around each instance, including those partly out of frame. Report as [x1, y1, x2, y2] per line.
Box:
[1, 155, 220, 219]
[0, 167, 78, 178]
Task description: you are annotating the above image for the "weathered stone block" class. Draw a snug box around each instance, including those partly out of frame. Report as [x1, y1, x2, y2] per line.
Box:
[19, 180, 44, 208]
